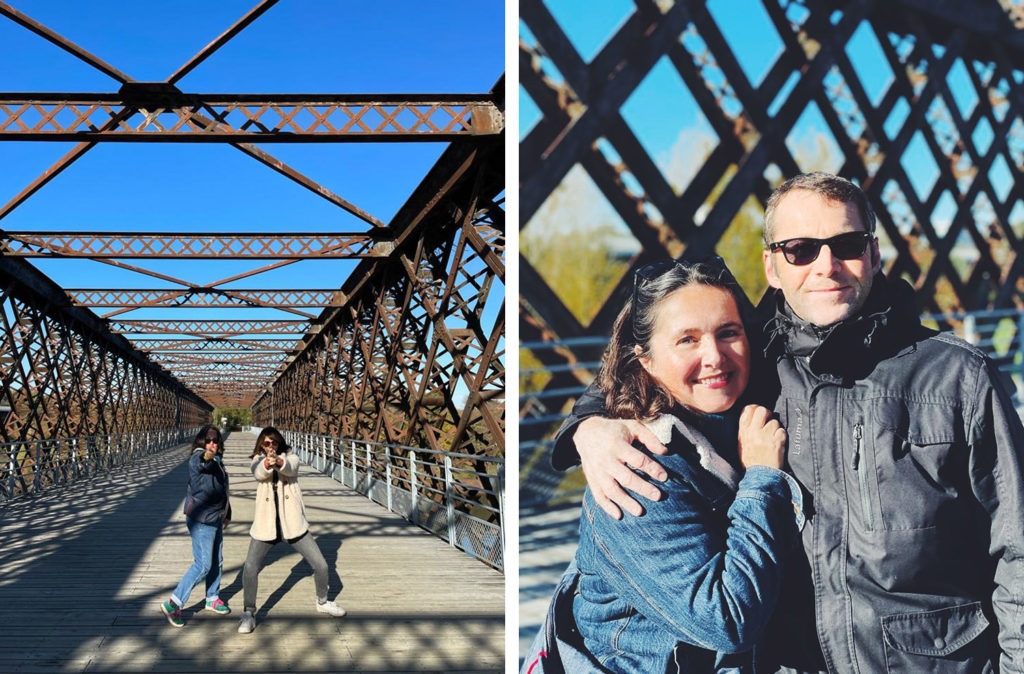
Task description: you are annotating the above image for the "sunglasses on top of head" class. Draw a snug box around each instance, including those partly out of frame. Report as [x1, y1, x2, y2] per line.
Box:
[768, 231, 873, 266]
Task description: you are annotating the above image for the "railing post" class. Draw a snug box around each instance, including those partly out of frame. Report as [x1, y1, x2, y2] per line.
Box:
[964, 314, 978, 344]
[73, 438, 79, 480]
[350, 441, 357, 486]
[410, 451, 418, 519]
[1016, 313, 1024, 401]
[33, 440, 41, 493]
[498, 465, 505, 569]
[365, 443, 371, 488]
[444, 456, 455, 548]
[8, 445, 15, 498]
[385, 447, 392, 512]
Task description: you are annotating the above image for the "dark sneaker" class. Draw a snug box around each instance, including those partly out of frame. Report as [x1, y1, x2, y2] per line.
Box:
[204, 598, 230, 615]
[237, 610, 256, 634]
[160, 599, 184, 628]
[315, 600, 347, 617]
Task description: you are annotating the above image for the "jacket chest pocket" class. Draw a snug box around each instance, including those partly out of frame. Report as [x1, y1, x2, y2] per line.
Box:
[864, 400, 965, 531]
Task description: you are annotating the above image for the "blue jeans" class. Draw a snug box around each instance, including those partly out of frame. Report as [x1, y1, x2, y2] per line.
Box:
[170, 517, 223, 607]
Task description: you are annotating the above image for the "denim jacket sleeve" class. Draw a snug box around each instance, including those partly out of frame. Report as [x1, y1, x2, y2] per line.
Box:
[969, 360, 1024, 670]
[581, 462, 803, 653]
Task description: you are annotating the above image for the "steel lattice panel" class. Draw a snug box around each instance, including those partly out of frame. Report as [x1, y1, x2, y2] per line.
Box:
[519, 0, 1024, 451]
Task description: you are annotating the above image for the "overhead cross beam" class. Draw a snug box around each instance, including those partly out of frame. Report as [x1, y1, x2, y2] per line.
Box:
[0, 92, 504, 142]
[0, 0, 387, 228]
[109, 319, 312, 336]
[66, 289, 344, 309]
[0, 232, 388, 258]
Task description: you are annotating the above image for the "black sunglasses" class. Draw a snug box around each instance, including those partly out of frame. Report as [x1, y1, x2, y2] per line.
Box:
[768, 231, 873, 266]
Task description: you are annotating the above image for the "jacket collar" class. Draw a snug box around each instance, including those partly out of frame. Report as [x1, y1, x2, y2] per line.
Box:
[759, 273, 923, 380]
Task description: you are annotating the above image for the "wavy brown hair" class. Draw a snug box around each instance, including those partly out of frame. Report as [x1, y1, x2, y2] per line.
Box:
[250, 426, 290, 459]
[597, 257, 760, 420]
[192, 425, 223, 455]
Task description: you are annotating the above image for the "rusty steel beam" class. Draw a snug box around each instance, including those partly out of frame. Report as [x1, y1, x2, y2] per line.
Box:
[166, 0, 281, 84]
[127, 338, 299, 352]
[109, 320, 312, 336]
[67, 288, 344, 309]
[0, 2, 131, 83]
[0, 93, 504, 142]
[0, 232, 386, 258]
[0, 3, 385, 227]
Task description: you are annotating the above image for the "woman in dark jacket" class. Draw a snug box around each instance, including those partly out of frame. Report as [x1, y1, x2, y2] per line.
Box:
[160, 426, 232, 627]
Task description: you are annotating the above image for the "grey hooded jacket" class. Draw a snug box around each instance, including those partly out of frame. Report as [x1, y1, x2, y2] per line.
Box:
[553, 274, 1024, 672]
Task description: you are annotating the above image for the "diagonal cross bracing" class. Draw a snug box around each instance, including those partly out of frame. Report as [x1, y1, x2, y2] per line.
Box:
[0, 0, 505, 507]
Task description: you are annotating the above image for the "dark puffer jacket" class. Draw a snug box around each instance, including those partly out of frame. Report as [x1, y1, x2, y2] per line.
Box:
[553, 274, 1024, 672]
[183, 448, 230, 526]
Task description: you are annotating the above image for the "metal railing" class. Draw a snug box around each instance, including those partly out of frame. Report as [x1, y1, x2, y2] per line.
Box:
[0, 427, 201, 503]
[283, 430, 504, 572]
[521, 309, 1024, 413]
[921, 309, 1024, 402]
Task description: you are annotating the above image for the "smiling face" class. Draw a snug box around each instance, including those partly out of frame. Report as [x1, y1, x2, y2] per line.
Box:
[636, 284, 750, 414]
[762, 189, 880, 327]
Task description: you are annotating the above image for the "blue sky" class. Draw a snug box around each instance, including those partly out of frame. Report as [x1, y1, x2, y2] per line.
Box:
[0, 1, 504, 396]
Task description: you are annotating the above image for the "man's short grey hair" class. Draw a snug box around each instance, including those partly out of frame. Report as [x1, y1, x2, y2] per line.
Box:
[763, 172, 876, 245]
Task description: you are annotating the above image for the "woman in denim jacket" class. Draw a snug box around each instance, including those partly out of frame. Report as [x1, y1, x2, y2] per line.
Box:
[525, 258, 804, 673]
[160, 426, 232, 627]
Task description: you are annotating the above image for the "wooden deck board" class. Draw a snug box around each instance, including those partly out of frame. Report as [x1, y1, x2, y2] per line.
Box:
[0, 431, 504, 673]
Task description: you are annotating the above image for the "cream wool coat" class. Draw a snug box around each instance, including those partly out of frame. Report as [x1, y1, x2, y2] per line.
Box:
[249, 452, 309, 542]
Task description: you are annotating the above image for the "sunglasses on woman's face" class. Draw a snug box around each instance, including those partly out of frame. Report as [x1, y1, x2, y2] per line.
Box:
[204, 437, 218, 445]
[768, 231, 873, 266]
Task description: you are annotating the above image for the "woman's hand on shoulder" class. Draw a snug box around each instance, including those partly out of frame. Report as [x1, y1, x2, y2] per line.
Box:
[737, 405, 786, 470]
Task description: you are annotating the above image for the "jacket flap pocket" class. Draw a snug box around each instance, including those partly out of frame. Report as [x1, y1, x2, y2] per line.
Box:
[876, 400, 960, 445]
[881, 602, 989, 656]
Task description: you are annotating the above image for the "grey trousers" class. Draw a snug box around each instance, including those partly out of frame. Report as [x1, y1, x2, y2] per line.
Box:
[242, 533, 329, 612]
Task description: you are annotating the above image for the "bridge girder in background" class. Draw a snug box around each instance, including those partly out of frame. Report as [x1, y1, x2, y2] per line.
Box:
[0, 0, 505, 481]
[520, 0, 1024, 448]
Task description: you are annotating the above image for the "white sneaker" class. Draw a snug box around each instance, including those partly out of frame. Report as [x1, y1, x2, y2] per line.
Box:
[237, 610, 256, 634]
[316, 600, 347, 617]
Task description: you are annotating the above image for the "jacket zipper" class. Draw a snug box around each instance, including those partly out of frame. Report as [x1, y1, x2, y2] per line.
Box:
[851, 423, 873, 530]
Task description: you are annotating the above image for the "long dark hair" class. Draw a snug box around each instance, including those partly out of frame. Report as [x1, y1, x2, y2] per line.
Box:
[192, 425, 224, 455]
[250, 426, 290, 459]
[597, 257, 763, 420]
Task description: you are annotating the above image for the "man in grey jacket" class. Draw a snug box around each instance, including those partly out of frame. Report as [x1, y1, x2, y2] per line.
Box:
[554, 172, 1024, 672]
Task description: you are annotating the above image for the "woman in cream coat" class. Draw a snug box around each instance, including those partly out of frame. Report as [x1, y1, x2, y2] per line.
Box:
[237, 426, 346, 634]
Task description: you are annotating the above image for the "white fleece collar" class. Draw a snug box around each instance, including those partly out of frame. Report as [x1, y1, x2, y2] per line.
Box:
[643, 414, 740, 492]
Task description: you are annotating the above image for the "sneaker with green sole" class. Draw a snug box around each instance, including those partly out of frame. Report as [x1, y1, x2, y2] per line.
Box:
[160, 599, 184, 628]
[204, 598, 230, 615]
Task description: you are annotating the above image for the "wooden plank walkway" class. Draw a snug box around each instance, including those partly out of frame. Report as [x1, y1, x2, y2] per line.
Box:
[0, 431, 504, 673]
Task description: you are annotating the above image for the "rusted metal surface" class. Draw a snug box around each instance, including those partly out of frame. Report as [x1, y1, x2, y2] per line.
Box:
[0, 0, 505, 485]
[0, 93, 504, 142]
[519, 0, 1024, 452]
[0, 232, 385, 258]
[65, 289, 345, 309]
[251, 139, 505, 459]
[0, 257, 209, 444]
